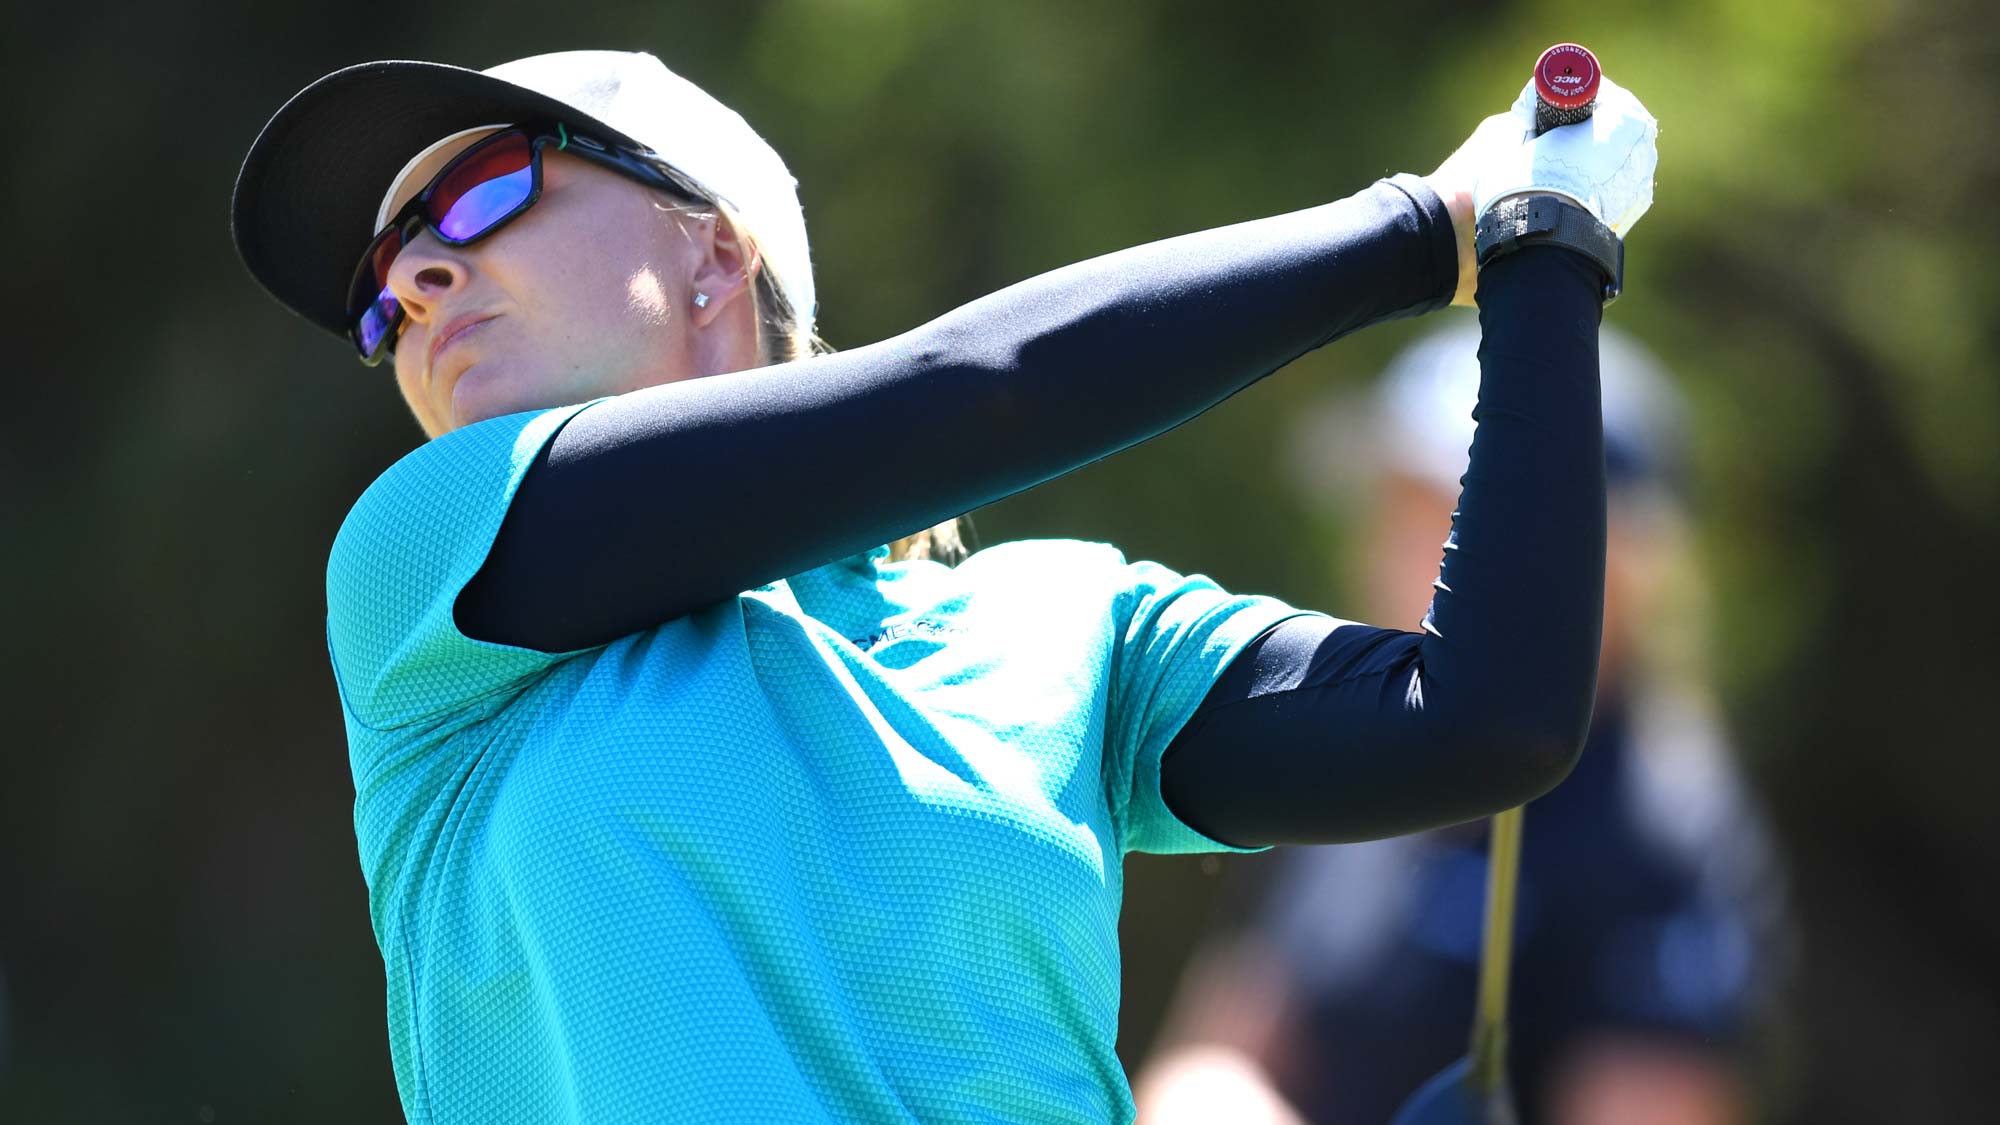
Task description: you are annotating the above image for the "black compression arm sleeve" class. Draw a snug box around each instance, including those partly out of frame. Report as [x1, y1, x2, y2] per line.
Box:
[1161, 244, 1608, 847]
[455, 175, 1458, 652]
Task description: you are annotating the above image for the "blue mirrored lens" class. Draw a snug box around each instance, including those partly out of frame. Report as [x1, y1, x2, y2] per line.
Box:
[356, 288, 400, 357]
[437, 165, 533, 240]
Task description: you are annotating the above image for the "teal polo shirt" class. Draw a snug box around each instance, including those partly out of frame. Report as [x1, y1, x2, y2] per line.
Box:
[326, 402, 1313, 1123]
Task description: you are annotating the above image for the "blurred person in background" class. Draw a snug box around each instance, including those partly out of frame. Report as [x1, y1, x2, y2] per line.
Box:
[1134, 322, 1790, 1125]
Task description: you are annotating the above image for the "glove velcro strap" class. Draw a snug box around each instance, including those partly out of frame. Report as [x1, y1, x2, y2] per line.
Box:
[1475, 193, 1624, 305]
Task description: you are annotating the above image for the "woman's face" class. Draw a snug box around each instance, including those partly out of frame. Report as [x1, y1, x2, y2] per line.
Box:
[376, 129, 750, 437]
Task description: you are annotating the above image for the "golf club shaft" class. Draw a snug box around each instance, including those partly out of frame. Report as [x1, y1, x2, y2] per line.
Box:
[1470, 804, 1525, 1092]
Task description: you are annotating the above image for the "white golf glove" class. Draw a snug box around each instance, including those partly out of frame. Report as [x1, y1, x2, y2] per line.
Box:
[1472, 74, 1659, 237]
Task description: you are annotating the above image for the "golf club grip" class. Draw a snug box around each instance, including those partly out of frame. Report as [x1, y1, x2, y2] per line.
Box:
[1533, 43, 1601, 136]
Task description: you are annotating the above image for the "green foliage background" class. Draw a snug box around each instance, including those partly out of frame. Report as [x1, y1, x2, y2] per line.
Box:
[4, 1, 1993, 1119]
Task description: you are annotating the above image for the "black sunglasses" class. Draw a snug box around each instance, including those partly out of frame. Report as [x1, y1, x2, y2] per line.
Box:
[346, 122, 713, 365]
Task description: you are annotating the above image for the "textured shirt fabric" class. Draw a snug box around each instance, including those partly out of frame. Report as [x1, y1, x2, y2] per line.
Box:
[326, 402, 1311, 1123]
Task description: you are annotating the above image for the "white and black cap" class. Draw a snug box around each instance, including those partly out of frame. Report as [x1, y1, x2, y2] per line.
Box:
[231, 50, 815, 341]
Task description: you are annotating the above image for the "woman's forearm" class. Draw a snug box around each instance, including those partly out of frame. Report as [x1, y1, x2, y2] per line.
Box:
[1161, 243, 1608, 845]
[458, 175, 1458, 651]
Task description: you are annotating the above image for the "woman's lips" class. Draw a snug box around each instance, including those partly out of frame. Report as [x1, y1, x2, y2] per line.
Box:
[429, 313, 496, 375]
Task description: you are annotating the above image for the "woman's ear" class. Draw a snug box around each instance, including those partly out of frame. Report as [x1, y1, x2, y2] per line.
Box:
[688, 208, 760, 329]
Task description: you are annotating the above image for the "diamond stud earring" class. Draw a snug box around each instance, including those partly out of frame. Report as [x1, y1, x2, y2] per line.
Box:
[693, 292, 711, 309]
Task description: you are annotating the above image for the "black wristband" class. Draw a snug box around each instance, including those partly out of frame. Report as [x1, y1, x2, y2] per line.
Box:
[1475, 193, 1624, 304]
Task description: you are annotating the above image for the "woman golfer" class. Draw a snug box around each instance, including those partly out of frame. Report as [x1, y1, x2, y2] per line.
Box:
[231, 49, 1657, 1124]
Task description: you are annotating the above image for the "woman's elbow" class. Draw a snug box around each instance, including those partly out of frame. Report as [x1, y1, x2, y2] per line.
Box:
[1429, 698, 1590, 814]
[1435, 662, 1596, 809]
[1485, 725, 1586, 808]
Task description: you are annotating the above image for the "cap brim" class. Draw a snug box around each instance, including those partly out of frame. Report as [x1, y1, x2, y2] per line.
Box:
[230, 59, 646, 339]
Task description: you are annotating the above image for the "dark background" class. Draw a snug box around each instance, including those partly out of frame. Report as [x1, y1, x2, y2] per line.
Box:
[5, 1, 1995, 1120]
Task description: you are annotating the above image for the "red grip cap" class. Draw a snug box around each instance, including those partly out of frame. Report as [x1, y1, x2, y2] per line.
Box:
[1534, 43, 1601, 110]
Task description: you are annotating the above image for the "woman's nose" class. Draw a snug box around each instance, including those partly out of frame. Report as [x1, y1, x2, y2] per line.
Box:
[384, 233, 470, 325]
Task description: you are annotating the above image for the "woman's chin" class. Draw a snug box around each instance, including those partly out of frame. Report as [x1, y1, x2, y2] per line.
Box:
[446, 362, 536, 430]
